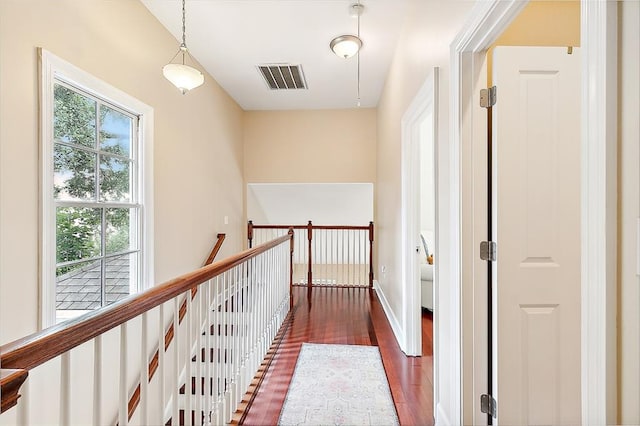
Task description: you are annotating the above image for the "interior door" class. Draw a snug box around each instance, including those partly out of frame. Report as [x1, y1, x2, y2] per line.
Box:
[492, 46, 581, 425]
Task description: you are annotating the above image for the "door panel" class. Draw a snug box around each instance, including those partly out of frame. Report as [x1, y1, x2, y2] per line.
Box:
[493, 46, 581, 425]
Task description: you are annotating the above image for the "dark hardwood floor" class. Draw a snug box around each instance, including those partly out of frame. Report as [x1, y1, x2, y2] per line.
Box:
[239, 286, 434, 426]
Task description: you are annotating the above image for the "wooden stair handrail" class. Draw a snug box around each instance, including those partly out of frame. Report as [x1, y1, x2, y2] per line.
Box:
[203, 233, 226, 267]
[0, 233, 292, 372]
[249, 224, 371, 230]
[0, 369, 28, 413]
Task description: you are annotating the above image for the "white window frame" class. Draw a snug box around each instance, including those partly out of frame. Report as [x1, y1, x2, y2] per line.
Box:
[39, 49, 154, 328]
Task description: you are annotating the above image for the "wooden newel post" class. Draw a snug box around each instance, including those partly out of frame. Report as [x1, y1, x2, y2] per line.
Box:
[307, 220, 313, 288]
[288, 228, 294, 309]
[247, 220, 253, 248]
[369, 221, 374, 288]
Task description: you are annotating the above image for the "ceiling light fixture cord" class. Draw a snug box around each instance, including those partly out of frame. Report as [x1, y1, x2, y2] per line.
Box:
[181, 0, 187, 64]
[356, 0, 361, 107]
[182, 0, 186, 46]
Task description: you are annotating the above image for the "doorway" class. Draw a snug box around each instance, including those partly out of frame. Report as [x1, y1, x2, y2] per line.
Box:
[450, 1, 618, 424]
[400, 67, 438, 358]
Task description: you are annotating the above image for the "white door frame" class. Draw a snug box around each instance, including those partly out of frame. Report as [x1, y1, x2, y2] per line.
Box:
[448, 0, 618, 425]
[400, 68, 439, 357]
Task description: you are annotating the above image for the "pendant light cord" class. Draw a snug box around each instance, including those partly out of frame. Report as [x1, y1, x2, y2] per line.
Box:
[181, 0, 187, 47]
[356, 0, 361, 106]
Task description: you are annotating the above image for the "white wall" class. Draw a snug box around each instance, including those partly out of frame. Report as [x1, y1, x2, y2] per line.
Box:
[247, 183, 373, 226]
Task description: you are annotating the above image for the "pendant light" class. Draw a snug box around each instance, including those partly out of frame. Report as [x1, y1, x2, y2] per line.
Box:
[329, 2, 364, 107]
[162, 0, 204, 94]
[329, 3, 364, 59]
[330, 35, 362, 59]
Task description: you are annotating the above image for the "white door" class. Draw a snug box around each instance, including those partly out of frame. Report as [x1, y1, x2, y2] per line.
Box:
[493, 46, 581, 425]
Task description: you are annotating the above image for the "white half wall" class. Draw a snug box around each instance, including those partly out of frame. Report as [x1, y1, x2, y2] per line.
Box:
[247, 183, 374, 226]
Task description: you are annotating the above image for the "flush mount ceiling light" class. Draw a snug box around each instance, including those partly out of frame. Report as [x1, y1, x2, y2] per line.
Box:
[329, 2, 365, 106]
[329, 3, 364, 59]
[330, 35, 363, 59]
[162, 0, 204, 94]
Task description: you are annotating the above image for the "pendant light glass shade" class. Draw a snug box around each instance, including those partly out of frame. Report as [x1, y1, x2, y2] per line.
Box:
[330, 35, 363, 59]
[162, 62, 204, 94]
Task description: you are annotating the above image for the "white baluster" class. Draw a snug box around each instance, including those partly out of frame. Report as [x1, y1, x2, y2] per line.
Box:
[195, 286, 202, 426]
[223, 271, 231, 422]
[186, 291, 193, 426]
[60, 352, 70, 425]
[214, 275, 221, 421]
[119, 323, 128, 426]
[231, 267, 238, 412]
[93, 335, 102, 426]
[340, 229, 344, 285]
[173, 298, 179, 426]
[204, 279, 212, 425]
[351, 229, 355, 286]
[324, 229, 328, 285]
[140, 312, 148, 426]
[158, 303, 166, 426]
[240, 263, 247, 396]
[357, 230, 361, 285]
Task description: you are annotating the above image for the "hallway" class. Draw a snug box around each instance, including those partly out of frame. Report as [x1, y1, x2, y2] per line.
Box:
[239, 287, 434, 425]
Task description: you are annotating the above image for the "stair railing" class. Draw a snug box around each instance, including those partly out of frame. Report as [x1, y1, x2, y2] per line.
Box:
[125, 233, 226, 423]
[0, 231, 294, 426]
[248, 221, 374, 288]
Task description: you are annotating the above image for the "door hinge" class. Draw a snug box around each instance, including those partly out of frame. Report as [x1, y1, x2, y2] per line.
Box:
[481, 394, 497, 418]
[480, 241, 497, 262]
[480, 86, 497, 108]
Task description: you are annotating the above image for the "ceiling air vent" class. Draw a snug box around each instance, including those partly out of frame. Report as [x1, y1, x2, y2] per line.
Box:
[258, 64, 308, 90]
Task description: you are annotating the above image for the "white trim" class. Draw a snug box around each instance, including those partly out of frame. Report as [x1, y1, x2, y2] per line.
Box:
[580, 2, 618, 424]
[400, 68, 438, 357]
[373, 280, 405, 347]
[39, 49, 154, 329]
[449, 1, 528, 424]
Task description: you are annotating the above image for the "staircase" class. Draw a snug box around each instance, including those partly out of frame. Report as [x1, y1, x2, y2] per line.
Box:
[0, 231, 294, 426]
[168, 304, 248, 425]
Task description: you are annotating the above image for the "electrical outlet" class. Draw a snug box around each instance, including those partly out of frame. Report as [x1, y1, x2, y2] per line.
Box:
[224, 215, 229, 225]
[380, 265, 386, 274]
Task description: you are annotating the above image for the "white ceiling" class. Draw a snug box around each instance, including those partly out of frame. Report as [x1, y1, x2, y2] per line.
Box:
[141, 0, 408, 110]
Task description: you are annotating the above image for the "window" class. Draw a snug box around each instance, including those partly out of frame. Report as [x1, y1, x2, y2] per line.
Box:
[40, 50, 154, 326]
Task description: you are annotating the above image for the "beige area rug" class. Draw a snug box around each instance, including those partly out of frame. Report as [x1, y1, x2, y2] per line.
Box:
[278, 343, 400, 426]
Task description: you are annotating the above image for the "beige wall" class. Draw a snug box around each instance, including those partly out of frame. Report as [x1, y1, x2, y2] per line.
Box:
[0, 0, 244, 344]
[375, 0, 473, 422]
[617, 1, 640, 423]
[493, 1, 580, 45]
[376, 0, 471, 317]
[243, 109, 377, 183]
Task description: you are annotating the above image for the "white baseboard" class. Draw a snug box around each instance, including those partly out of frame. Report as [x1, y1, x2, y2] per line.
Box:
[373, 280, 406, 351]
[435, 403, 451, 426]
